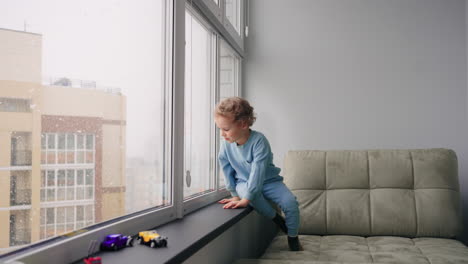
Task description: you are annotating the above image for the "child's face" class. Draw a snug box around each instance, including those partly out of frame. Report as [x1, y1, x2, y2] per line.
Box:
[214, 114, 249, 144]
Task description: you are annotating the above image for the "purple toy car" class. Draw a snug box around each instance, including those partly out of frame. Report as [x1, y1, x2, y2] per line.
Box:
[100, 234, 134, 251]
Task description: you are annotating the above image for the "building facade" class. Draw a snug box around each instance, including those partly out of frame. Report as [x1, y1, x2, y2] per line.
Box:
[0, 28, 126, 252]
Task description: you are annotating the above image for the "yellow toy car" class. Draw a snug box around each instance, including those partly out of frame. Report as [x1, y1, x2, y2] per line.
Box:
[137, 230, 168, 248]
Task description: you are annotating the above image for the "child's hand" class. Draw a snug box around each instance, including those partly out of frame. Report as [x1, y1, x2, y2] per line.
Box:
[218, 196, 240, 204]
[223, 198, 250, 209]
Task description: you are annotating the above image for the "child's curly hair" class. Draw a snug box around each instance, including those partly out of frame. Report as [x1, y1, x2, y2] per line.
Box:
[215, 97, 256, 127]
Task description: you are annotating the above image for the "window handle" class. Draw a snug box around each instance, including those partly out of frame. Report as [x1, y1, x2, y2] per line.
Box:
[185, 170, 192, 188]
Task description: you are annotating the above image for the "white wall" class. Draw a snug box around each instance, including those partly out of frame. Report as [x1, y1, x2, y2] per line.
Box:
[244, 0, 468, 242]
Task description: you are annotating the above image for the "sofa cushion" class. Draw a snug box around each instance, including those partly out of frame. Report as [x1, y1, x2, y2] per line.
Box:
[283, 149, 462, 238]
[235, 234, 468, 264]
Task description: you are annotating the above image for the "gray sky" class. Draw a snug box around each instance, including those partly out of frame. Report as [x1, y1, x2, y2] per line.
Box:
[0, 0, 165, 162]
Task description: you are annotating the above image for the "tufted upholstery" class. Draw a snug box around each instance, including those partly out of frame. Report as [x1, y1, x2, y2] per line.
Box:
[234, 148, 467, 264]
[283, 148, 462, 238]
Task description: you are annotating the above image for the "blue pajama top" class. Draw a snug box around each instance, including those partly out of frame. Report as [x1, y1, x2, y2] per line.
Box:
[218, 129, 283, 201]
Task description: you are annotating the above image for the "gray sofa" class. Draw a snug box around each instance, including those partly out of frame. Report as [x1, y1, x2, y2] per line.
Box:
[236, 148, 468, 264]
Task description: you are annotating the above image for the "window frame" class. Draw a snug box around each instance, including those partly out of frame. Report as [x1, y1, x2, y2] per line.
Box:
[0, 0, 244, 261]
[1, 0, 176, 261]
[191, 0, 245, 56]
[182, 2, 233, 216]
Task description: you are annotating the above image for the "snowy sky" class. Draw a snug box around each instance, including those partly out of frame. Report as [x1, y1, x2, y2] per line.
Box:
[0, 0, 165, 162]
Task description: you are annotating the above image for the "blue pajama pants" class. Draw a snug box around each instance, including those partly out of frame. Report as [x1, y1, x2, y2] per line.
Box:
[235, 180, 300, 237]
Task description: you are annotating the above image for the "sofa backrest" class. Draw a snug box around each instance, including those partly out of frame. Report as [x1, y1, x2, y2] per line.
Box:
[283, 148, 462, 238]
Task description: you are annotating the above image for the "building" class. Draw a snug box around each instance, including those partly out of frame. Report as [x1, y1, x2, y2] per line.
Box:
[0, 28, 126, 252]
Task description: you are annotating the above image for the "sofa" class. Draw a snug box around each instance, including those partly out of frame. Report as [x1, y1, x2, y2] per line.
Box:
[235, 148, 468, 264]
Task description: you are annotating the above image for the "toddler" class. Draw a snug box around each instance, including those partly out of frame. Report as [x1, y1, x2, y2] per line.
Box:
[215, 97, 302, 251]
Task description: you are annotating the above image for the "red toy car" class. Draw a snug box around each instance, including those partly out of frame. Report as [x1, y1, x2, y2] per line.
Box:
[83, 256, 102, 264]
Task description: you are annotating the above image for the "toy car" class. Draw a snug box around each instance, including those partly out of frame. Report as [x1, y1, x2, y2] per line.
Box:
[100, 234, 134, 251]
[137, 230, 168, 248]
[83, 256, 102, 264]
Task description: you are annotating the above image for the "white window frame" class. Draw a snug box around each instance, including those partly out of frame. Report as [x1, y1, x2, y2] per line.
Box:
[182, 2, 233, 215]
[191, 0, 245, 56]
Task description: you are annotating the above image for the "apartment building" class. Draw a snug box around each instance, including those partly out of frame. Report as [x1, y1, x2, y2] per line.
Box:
[0, 28, 126, 251]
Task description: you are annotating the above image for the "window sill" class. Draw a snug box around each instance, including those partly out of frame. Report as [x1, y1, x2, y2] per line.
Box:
[73, 202, 252, 264]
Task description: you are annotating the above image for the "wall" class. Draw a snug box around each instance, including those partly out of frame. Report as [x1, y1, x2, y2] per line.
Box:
[184, 211, 277, 264]
[244, 0, 468, 242]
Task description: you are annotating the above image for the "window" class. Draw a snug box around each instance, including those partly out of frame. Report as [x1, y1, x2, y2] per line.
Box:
[184, 10, 217, 199]
[219, 39, 240, 100]
[40, 169, 94, 203]
[9, 211, 31, 246]
[218, 39, 241, 188]
[225, 0, 241, 34]
[41, 133, 94, 165]
[10, 171, 32, 206]
[0, 0, 244, 259]
[0, 0, 172, 254]
[11, 132, 32, 166]
[40, 205, 94, 239]
[0, 98, 31, 112]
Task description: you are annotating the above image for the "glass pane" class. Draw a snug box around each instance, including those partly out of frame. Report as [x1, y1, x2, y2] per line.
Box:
[46, 189, 55, 202]
[40, 209, 45, 225]
[219, 40, 239, 99]
[41, 171, 45, 187]
[66, 207, 74, 222]
[85, 135, 93, 150]
[47, 171, 55, 187]
[1, 0, 171, 250]
[85, 151, 94, 164]
[76, 151, 84, 163]
[225, 0, 240, 34]
[77, 135, 84, 149]
[66, 151, 75, 164]
[46, 151, 56, 164]
[85, 170, 93, 185]
[41, 134, 46, 149]
[47, 134, 55, 149]
[10, 171, 32, 206]
[46, 208, 55, 224]
[86, 187, 93, 200]
[184, 11, 215, 199]
[76, 187, 84, 200]
[85, 205, 93, 221]
[57, 134, 65, 150]
[57, 151, 66, 164]
[40, 227, 45, 239]
[76, 206, 84, 221]
[66, 170, 74, 186]
[76, 170, 84, 185]
[46, 225, 54, 238]
[218, 40, 239, 188]
[57, 170, 65, 186]
[56, 224, 65, 235]
[66, 187, 75, 200]
[66, 134, 75, 150]
[41, 150, 46, 163]
[66, 224, 74, 232]
[57, 188, 65, 201]
[57, 208, 65, 224]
